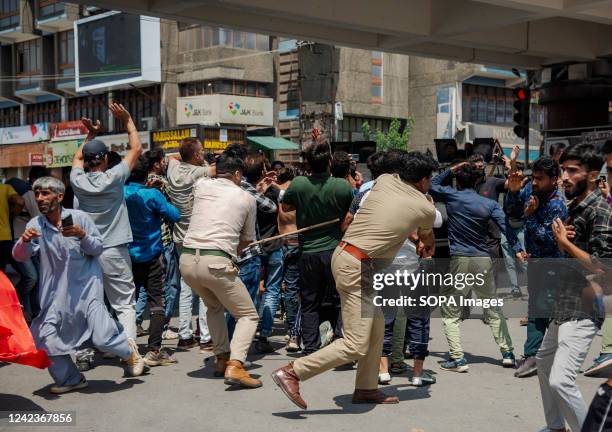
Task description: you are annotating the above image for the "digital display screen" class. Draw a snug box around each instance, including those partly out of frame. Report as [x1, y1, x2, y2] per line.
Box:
[77, 13, 142, 88]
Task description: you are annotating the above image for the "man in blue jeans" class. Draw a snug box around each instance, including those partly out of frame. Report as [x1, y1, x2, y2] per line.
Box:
[276, 167, 301, 351]
[239, 151, 283, 353]
[224, 144, 278, 341]
[134, 149, 182, 341]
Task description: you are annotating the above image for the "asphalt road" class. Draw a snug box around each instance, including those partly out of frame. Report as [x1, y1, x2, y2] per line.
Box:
[0, 317, 605, 432]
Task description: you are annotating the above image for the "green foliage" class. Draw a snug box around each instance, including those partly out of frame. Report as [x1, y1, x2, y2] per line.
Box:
[361, 117, 415, 152]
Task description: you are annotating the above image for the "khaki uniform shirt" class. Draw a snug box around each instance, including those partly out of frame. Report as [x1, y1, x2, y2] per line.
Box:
[343, 174, 436, 260]
[183, 177, 256, 258]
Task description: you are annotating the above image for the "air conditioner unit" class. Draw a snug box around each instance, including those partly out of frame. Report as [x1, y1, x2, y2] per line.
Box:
[140, 117, 157, 131]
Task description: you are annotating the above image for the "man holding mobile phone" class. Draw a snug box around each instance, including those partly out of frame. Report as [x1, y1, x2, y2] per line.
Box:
[12, 177, 145, 394]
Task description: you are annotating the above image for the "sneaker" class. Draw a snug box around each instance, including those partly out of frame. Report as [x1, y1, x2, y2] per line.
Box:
[410, 371, 436, 387]
[378, 372, 392, 385]
[584, 353, 612, 377]
[75, 348, 95, 372]
[50, 374, 88, 394]
[125, 338, 145, 376]
[319, 321, 334, 348]
[502, 351, 516, 368]
[136, 324, 147, 337]
[255, 337, 275, 354]
[514, 356, 537, 378]
[440, 357, 469, 372]
[511, 287, 522, 298]
[286, 335, 301, 353]
[520, 317, 529, 326]
[162, 329, 179, 340]
[177, 336, 199, 349]
[144, 349, 178, 367]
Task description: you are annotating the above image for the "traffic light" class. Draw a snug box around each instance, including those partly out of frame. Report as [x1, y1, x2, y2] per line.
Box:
[513, 87, 530, 139]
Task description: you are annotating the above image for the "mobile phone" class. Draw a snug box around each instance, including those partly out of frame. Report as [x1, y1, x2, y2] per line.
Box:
[61, 214, 73, 229]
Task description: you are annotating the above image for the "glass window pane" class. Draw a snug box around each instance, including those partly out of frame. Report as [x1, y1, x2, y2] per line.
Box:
[372, 51, 382, 60]
[256, 34, 268, 51]
[371, 65, 382, 78]
[245, 33, 255, 50]
[219, 28, 232, 46]
[247, 82, 256, 96]
[257, 35, 270, 51]
[371, 85, 382, 98]
[233, 31, 244, 48]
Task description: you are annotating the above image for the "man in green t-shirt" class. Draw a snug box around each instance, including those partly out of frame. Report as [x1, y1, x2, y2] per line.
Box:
[281, 141, 353, 354]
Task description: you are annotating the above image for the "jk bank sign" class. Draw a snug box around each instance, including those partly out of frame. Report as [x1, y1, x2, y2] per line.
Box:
[177, 95, 273, 127]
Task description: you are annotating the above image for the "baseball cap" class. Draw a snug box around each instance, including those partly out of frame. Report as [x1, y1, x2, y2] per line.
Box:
[82, 139, 109, 161]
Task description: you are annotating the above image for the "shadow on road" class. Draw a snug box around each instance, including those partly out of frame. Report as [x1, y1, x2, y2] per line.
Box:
[0, 393, 46, 412]
[32, 378, 145, 400]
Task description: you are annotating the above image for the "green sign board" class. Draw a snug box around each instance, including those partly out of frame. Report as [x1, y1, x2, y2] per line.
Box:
[46, 139, 82, 168]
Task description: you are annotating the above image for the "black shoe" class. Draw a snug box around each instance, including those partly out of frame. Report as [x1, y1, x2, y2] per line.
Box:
[75, 348, 95, 372]
[177, 336, 199, 349]
[136, 324, 148, 337]
[255, 337, 275, 354]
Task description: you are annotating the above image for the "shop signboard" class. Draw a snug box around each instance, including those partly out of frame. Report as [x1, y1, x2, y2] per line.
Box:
[0, 123, 49, 145]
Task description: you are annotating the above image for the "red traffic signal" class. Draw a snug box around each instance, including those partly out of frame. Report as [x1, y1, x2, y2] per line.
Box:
[513, 87, 529, 101]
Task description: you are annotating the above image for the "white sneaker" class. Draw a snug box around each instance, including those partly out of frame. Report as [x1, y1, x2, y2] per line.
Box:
[378, 372, 392, 384]
[319, 321, 334, 348]
[162, 329, 179, 340]
[125, 338, 145, 377]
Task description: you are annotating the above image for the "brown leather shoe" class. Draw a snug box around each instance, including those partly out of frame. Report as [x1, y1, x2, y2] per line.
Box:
[351, 389, 399, 404]
[271, 362, 307, 410]
[224, 360, 262, 388]
[214, 352, 230, 377]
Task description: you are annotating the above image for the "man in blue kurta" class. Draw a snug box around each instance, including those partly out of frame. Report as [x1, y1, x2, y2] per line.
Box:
[12, 176, 145, 394]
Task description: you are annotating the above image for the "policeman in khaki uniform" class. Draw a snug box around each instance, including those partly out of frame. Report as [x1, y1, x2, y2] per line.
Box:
[179, 150, 261, 388]
[272, 151, 438, 409]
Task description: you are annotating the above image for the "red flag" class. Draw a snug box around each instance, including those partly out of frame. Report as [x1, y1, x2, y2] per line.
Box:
[0, 271, 50, 369]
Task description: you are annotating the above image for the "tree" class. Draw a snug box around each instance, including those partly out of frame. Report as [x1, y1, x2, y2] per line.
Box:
[362, 117, 415, 152]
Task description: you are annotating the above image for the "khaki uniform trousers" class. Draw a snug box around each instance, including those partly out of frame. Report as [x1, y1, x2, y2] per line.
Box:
[180, 253, 258, 363]
[292, 246, 385, 390]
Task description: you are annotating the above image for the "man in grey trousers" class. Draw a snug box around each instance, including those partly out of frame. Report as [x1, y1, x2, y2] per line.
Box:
[70, 103, 143, 343]
[541, 144, 612, 432]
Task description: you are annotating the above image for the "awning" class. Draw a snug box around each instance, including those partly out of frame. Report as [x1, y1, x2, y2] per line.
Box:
[247, 136, 300, 151]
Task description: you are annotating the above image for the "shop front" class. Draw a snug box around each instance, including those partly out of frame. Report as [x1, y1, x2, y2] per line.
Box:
[152, 125, 245, 154]
[0, 123, 50, 180]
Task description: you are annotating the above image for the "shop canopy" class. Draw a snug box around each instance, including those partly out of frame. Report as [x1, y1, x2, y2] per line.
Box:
[247, 136, 299, 152]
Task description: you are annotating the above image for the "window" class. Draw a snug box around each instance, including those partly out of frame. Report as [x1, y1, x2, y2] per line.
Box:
[0, 0, 19, 31]
[0, 106, 20, 128]
[58, 30, 74, 79]
[67, 93, 108, 122]
[111, 85, 160, 132]
[26, 101, 61, 124]
[16, 39, 42, 90]
[371, 51, 383, 103]
[462, 84, 516, 124]
[178, 25, 269, 52]
[179, 80, 271, 97]
[39, 0, 65, 20]
[437, 86, 456, 139]
[339, 116, 391, 142]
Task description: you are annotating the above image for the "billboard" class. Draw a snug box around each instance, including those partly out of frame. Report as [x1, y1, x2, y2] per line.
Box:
[75, 11, 161, 92]
[177, 95, 274, 127]
[0, 123, 49, 145]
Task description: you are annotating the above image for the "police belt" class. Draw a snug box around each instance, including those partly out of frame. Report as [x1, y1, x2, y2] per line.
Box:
[181, 247, 233, 262]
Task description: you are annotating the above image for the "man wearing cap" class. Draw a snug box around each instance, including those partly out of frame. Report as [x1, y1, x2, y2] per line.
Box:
[70, 103, 143, 342]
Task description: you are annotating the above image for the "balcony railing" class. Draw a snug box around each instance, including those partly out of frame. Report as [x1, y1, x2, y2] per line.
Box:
[38, 0, 65, 21]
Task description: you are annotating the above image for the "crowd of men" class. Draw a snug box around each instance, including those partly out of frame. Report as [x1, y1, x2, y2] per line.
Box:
[1, 103, 611, 432]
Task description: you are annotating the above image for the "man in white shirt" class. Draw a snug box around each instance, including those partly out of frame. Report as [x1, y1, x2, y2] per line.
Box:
[179, 149, 261, 389]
